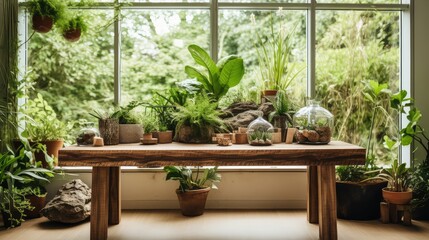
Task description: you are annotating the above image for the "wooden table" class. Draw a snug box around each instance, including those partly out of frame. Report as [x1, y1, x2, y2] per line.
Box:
[58, 141, 365, 240]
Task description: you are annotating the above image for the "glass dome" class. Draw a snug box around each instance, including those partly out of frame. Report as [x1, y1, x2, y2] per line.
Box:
[76, 122, 100, 145]
[293, 100, 334, 144]
[247, 116, 274, 146]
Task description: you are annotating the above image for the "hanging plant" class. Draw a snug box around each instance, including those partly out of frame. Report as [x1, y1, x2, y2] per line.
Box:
[28, 0, 66, 33]
[59, 15, 88, 42]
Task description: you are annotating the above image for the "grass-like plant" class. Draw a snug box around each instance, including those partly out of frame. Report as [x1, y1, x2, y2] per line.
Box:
[141, 115, 158, 134]
[28, 0, 66, 22]
[58, 14, 88, 34]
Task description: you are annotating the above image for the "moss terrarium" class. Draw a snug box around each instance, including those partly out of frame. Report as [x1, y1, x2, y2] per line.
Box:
[293, 100, 334, 144]
[247, 116, 274, 146]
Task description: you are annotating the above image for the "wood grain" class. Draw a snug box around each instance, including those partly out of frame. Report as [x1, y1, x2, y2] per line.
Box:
[91, 167, 110, 240]
[58, 141, 365, 167]
[318, 165, 337, 240]
[108, 167, 121, 225]
[307, 166, 319, 223]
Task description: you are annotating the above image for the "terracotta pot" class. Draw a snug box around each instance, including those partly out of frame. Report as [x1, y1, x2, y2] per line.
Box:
[234, 133, 248, 144]
[63, 28, 82, 42]
[176, 187, 210, 216]
[34, 140, 64, 168]
[119, 124, 143, 143]
[382, 187, 413, 205]
[142, 133, 153, 141]
[99, 119, 119, 145]
[32, 15, 53, 33]
[271, 128, 282, 144]
[261, 90, 278, 103]
[154, 131, 173, 144]
[24, 193, 47, 219]
[336, 181, 387, 220]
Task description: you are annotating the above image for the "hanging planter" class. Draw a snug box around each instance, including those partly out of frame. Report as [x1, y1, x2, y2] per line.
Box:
[60, 15, 88, 42]
[28, 0, 66, 33]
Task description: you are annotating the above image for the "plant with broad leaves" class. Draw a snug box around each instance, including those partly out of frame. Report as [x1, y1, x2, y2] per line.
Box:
[163, 166, 221, 192]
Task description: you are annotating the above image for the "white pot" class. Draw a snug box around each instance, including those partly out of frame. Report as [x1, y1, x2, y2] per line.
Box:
[119, 124, 143, 143]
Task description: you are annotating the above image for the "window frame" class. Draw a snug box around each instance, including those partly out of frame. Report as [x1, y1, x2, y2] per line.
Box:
[18, 0, 413, 166]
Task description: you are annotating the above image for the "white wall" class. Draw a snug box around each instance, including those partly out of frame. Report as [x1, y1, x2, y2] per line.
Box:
[48, 169, 307, 210]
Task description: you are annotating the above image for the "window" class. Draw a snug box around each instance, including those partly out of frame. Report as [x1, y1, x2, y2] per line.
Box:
[19, 0, 411, 165]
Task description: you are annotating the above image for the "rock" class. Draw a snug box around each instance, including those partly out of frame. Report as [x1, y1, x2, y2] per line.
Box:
[223, 102, 259, 116]
[224, 110, 263, 130]
[41, 179, 91, 223]
[258, 102, 275, 119]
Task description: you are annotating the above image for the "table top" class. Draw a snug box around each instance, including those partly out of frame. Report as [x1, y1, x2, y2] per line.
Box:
[58, 141, 365, 167]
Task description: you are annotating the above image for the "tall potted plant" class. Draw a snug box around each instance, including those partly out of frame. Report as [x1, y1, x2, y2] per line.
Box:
[251, 12, 302, 103]
[164, 166, 221, 216]
[28, 0, 66, 33]
[268, 90, 293, 142]
[90, 108, 120, 145]
[335, 81, 391, 220]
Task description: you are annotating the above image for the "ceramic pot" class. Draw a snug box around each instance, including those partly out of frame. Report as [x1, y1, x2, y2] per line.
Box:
[119, 124, 143, 143]
[32, 15, 53, 33]
[63, 28, 82, 42]
[153, 131, 173, 144]
[176, 187, 210, 216]
[382, 187, 413, 205]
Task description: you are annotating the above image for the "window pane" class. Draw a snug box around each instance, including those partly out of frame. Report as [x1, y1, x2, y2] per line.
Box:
[219, 9, 307, 109]
[120, 10, 210, 105]
[219, 0, 305, 3]
[315, 11, 400, 163]
[122, 0, 209, 2]
[27, 10, 114, 123]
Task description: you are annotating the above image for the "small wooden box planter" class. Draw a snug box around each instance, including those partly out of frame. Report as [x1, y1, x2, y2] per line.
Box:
[380, 202, 412, 226]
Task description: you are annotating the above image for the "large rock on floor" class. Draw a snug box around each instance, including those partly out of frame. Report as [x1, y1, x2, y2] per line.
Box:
[41, 179, 91, 223]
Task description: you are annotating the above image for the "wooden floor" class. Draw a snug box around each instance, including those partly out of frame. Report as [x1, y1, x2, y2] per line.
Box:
[1, 210, 428, 240]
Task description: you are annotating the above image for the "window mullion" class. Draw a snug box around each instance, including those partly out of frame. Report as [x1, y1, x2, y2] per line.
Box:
[307, 0, 316, 99]
[211, 0, 219, 62]
[114, 6, 121, 105]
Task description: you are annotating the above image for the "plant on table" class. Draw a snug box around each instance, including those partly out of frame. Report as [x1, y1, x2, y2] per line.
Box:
[268, 90, 293, 142]
[173, 94, 226, 143]
[185, 44, 245, 101]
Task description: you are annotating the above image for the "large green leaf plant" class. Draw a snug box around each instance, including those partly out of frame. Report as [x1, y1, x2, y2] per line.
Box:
[164, 166, 221, 192]
[185, 44, 245, 101]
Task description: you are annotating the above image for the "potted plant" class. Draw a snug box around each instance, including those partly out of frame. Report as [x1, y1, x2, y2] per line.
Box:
[163, 166, 221, 216]
[1, 140, 54, 227]
[185, 44, 245, 101]
[90, 108, 120, 145]
[173, 94, 225, 144]
[335, 81, 391, 220]
[389, 90, 429, 219]
[28, 0, 66, 33]
[116, 101, 144, 144]
[59, 14, 88, 42]
[251, 12, 302, 103]
[140, 115, 158, 144]
[21, 93, 69, 167]
[268, 90, 293, 142]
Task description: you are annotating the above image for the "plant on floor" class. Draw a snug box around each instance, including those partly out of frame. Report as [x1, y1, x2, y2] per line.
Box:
[164, 166, 221, 216]
[185, 44, 245, 101]
[0, 140, 54, 227]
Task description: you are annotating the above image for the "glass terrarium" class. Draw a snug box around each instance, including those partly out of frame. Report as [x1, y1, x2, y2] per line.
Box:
[293, 100, 334, 144]
[247, 116, 274, 146]
[76, 122, 100, 145]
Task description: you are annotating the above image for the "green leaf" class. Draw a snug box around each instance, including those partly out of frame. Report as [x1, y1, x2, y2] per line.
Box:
[401, 135, 413, 146]
[185, 66, 212, 92]
[187, 45, 218, 82]
[383, 135, 397, 150]
[219, 58, 244, 88]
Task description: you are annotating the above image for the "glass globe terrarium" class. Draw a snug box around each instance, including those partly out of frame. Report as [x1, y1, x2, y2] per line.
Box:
[247, 116, 274, 146]
[293, 100, 334, 144]
[76, 122, 100, 145]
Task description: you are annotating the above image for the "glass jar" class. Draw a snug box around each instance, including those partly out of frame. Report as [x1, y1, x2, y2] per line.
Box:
[293, 100, 334, 144]
[76, 122, 100, 145]
[247, 116, 274, 146]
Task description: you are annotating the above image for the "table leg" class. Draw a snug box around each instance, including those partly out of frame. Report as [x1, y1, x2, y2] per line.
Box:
[91, 167, 110, 240]
[109, 167, 121, 225]
[318, 165, 338, 240]
[307, 166, 319, 223]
